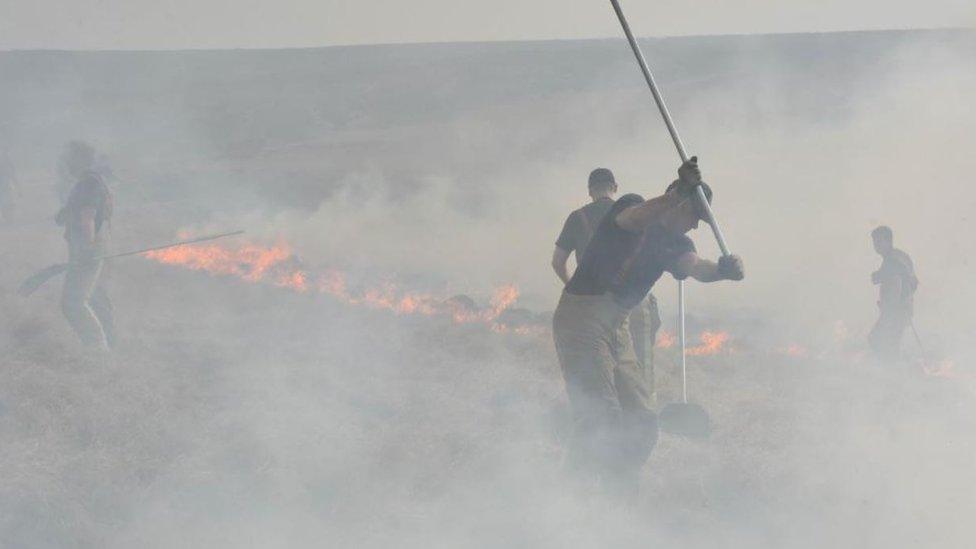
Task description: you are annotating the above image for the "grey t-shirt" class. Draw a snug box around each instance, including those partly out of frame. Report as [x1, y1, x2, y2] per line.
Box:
[555, 197, 615, 260]
[62, 171, 112, 255]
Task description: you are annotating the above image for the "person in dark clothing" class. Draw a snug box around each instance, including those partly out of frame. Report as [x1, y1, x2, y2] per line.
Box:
[56, 142, 115, 350]
[552, 157, 744, 499]
[552, 167, 663, 404]
[868, 226, 917, 361]
[552, 168, 618, 285]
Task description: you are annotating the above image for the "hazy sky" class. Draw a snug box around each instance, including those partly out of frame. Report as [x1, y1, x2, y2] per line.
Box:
[1, 0, 974, 50]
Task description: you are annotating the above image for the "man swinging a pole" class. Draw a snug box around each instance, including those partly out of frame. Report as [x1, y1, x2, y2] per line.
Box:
[552, 158, 744, 497]
[551, 0, 747, 498]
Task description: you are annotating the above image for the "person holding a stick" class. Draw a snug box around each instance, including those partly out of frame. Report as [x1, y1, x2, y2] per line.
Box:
[869, 226, 917, 361]
[56, 142, 115, 351]
[552, 157, 744, 499]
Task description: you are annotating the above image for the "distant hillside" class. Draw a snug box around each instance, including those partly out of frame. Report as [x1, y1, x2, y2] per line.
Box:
[2, 29, 972, 219]
[2, 29, 972, 153]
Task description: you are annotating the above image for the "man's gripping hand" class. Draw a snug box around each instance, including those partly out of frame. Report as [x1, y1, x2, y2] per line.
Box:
[718, 255, 745, 281]
[676, 156, 703, 194]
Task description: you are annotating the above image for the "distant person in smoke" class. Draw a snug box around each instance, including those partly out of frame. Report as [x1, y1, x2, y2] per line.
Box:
[552, 167, 663, 405]
[868, 226, 917, 361]
[552, 157, 744, 499]
[56, 141, 116, 351]
[56, 141, 114, 204]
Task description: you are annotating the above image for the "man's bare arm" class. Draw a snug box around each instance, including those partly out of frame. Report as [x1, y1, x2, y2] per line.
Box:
[674, 252, 721, 282]
[673, 252, 745, 283]
[615, 192, 681, 233]
[617, 157, 703, 233]
[551, 246, 572, 285]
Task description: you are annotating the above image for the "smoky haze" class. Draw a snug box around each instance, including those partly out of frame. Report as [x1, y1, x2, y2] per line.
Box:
[1, 0, 974, 49]
[1, 29, 975, 547]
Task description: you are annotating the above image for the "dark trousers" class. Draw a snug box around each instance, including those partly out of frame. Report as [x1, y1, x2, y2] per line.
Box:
[869, 307, 910, 361]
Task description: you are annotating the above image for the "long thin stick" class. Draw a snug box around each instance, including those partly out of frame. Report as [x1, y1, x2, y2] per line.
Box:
[679, 280, 688, 403]
[100, 230, 245, 260]
[609, 0, 687, 161]
[910, 321, 925, 355]
[910, 320, 932, 372]
[608, 0, 731, 257]
[17, 230, 245, 297]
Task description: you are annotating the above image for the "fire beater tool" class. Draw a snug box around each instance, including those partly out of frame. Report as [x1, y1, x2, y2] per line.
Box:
[18, 230, 245, 297]
[659, 281, 712, 437]
[910, 319, 937, 374]
[608, 0, 734, 437]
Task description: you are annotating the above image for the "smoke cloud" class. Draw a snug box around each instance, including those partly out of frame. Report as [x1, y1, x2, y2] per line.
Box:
[1, 29, 974, 547]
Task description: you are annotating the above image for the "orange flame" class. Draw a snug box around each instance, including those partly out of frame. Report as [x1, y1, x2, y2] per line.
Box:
[686, 331, 731, 356]
[654, 330, 730, 355]
[143, 238, 533, 333]
[784, 344, 808, 357]
[656, 330, 676, 349]
[275, 270, 309, 292]
[489, 285, 519, 319]
[144, 241, 292, 282]
[318, 269, 350, 299]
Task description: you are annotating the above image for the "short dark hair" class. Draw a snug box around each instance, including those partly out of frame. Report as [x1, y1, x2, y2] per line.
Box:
[588, 168, 615, 191]
[872, 225, 893, 241]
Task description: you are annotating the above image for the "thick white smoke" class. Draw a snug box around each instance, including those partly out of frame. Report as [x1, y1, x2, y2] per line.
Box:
[1, 30, 974, 548]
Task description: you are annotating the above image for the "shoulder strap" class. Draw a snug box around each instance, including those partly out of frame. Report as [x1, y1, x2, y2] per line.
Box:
[578, 208, 593, 242]
[612, 228, 650, 286]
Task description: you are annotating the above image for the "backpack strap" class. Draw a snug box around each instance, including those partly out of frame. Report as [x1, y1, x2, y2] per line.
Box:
[578, 208, 593, 244]
[612, 228, 650, 286]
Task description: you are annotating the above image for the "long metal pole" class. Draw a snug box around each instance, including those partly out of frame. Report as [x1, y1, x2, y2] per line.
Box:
[609, 0, 687, 161]
[104, 230, 245, 260]
[17, 230, 246, 297]
[608, 0, 731, 258]
[679, 279, 688, 403]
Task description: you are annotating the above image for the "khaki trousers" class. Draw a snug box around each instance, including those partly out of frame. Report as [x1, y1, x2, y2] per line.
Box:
[61, 252, 113, 350]
[628, 293, 661, 398]
[552, 291, 658, 496]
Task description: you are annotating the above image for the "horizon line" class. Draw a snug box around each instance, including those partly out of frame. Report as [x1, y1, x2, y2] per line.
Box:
[1, 25, 970, 54]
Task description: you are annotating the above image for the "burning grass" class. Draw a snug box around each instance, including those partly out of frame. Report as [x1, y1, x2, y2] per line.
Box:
[2, 224, 972, 548]
[144, 237, 530, 332]
[3, 263, 975, 547]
